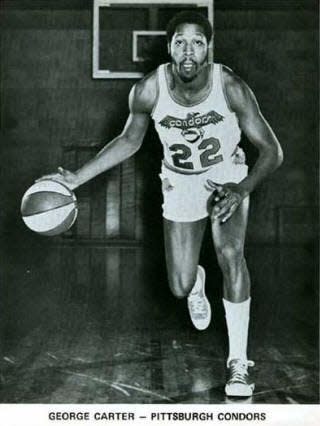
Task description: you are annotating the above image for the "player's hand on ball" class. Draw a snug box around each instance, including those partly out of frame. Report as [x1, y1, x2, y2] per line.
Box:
[35, 167, 79, 190]
[206, 180, 247, 223]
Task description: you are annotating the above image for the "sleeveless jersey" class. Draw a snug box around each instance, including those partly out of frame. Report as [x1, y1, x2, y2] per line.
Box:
[151, 63, 242, 173]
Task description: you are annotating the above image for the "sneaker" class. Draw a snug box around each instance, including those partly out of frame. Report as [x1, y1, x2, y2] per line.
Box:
[225, 359, 255, 397]
[187, 265, 211, 330]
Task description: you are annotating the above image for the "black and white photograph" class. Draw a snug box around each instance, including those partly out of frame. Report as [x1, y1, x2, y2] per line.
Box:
[0, 0, 318, 423]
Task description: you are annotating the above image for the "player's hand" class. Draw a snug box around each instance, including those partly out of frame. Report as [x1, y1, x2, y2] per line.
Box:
[206, 179, 247, 223]
[35, 167, 80, 190]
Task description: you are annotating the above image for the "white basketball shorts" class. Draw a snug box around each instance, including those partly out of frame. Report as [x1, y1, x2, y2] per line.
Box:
[159, 161, 248, 222]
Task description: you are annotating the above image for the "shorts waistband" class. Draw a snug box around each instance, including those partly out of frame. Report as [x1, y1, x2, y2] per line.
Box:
[162, 160, 244, 176]
[163, 160, 216, 176]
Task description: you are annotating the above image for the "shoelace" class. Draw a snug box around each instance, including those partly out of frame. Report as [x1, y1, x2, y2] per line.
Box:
[229, 361, 254, 384]
[188, 296, 207, 317]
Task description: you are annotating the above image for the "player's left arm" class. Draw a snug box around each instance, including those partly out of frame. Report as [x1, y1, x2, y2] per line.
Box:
[208, 67, 283, 222]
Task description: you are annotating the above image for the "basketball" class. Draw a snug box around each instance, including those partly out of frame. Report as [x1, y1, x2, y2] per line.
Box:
[21, 180, 78, 236]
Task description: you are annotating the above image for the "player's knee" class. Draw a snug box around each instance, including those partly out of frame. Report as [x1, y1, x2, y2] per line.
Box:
[168, 272, 194, 299]
[216, 242, 244, 268]
[170, 287, 187, 299]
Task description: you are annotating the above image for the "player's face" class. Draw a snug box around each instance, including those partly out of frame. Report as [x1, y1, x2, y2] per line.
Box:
[169, 23, 209, 82]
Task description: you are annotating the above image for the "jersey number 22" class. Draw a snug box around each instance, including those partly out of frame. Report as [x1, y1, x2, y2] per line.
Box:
[169, 137, 223, 170]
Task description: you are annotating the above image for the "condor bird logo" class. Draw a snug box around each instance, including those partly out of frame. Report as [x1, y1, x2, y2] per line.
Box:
[159, 111, 224, 144]
[159, 111, 224, 130]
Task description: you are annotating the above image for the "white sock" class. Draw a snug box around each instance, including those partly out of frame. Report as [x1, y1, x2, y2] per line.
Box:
[190, 266, 204, 295]
[223, 297, 251, 367]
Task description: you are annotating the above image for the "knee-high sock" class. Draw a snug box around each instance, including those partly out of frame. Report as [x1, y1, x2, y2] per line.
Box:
[223, 298, 251, 367]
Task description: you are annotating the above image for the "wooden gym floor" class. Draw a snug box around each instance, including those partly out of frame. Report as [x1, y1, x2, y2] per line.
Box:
[0, 240, 318, 404]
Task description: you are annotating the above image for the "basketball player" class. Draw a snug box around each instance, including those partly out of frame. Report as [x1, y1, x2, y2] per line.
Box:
[38, 12, 283, 396]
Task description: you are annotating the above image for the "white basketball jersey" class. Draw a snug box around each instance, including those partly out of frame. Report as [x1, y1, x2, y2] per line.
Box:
[152, 63, 242, 173]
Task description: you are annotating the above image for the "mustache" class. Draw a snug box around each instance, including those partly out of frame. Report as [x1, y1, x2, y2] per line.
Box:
[181, 58, 196, 64]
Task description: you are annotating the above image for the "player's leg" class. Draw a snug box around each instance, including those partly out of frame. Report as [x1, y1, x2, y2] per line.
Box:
[211, 197, 250, 303]
[163, 218, 211, 330]
[210, 197, 254, 396]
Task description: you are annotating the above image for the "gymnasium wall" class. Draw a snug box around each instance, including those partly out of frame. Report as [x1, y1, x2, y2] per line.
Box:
[0, 1, 318, 343]
[215, 1, 318, 245]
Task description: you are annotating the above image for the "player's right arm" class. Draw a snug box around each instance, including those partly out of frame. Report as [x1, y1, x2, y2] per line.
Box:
[37, 72, 157, 190]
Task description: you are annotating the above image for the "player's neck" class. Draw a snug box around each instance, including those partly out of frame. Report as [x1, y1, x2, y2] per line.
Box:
[171, 63, 210, 91]
[168, 63, 211, 104]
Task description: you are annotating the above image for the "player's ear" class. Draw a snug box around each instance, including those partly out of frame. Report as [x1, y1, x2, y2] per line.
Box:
[167, 42, 171, 55]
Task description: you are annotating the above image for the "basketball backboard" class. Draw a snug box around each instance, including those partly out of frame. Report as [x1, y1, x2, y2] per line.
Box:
[93, 0, 214, 79]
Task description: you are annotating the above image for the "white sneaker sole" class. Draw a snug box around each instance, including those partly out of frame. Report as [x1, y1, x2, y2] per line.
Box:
[187, 266, 211, 331]
[225, 382, 255, 397]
